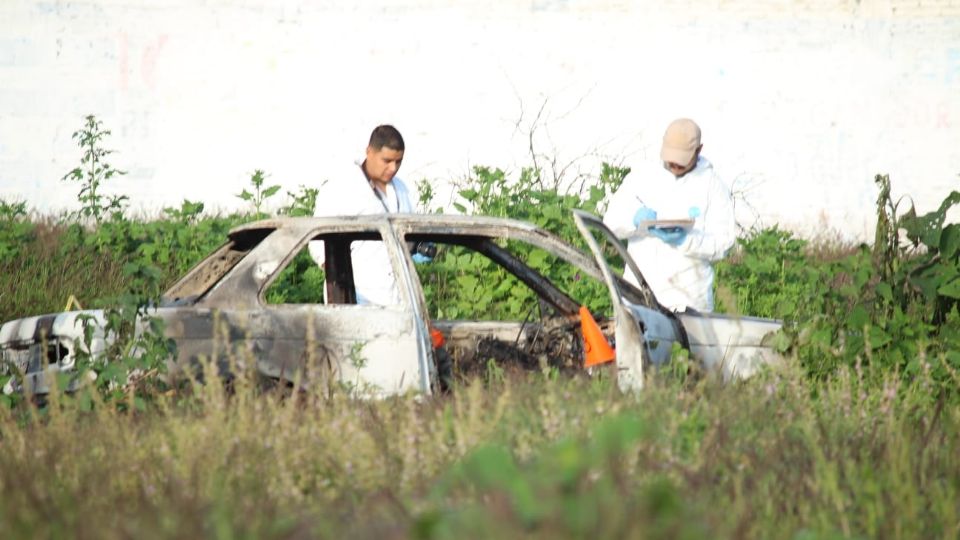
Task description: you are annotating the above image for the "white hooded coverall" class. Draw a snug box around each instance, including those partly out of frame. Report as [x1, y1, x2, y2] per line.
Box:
[310, 161, 415, 305]
[603, 156, 736, 312]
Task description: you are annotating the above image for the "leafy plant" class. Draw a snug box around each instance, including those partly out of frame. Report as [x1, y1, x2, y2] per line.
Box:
[882, 176, 960, 325]
[420, 163, 629, 320]
[237, 169, 281, 219]
[416, 178, 443, 214]
[56, 224, 177, 408]
[716, 175, 960, 391]
[71, 297, 175, 410]
[278, 184, 322, 217]
[714, 227, 818, 318]
[264, 249, 326, 304]
[61, 115, 128, 224]
[163, 199, 205, 223]
[0, 199, 35, 263]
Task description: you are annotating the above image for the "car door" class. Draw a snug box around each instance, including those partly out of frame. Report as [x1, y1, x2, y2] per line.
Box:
[253, 222, 433, 397]
[572, 210, 670, 392]
[573, 211, 784, 382]
[674, 312, 784, 380]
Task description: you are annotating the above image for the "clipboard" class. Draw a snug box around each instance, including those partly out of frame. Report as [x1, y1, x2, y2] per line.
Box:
[622, 219, 695, 240]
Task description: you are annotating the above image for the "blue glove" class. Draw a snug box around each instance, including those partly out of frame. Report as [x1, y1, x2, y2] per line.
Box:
[411, 241, 436, 264]
[412, 253, 433, 264]
[632, 206, 657, 227]
[648, 226, 687, 246]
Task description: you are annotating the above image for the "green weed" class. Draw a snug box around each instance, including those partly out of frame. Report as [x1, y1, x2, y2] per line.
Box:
[0, 199, 35, 264]
[237, 169, 281, 219]
[714, 176, 960, 393]
[278, 184, 321, 217]
[61, 114, 128, 224]
[418, 163, 628, 321]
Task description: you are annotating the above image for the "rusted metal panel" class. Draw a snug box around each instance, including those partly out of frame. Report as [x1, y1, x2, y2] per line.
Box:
[157, 304, 426, 396]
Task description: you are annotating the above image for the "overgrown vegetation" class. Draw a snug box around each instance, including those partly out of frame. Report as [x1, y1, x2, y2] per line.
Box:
[0, 361, 956, 538]
[716, 175, 960, 390]
[0, 200, 35, 264]
[418, 163, 628, 320]
[0, 115, 957, 538]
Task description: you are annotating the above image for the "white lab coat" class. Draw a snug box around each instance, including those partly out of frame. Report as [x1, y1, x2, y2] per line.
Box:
[309, 161, 415, 305]
[603, 157, 736, 312]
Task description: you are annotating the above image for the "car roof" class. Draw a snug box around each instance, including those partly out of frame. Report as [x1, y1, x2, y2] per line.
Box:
[229, 213, 547, 237]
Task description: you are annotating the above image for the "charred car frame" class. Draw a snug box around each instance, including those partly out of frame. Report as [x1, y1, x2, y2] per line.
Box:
[1, 211, 784, 396]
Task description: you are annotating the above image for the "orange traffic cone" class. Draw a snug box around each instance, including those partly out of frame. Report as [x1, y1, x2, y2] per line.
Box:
[429, 326, 446, 349]
[580, 305, 615, 367]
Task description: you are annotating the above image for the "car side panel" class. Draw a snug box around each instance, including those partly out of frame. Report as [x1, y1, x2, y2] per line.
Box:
[678, 312, 784, 380]
[160, 305, 424, 396]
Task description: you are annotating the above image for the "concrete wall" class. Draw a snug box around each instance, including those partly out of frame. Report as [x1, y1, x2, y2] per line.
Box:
[1, 0, 958, 239]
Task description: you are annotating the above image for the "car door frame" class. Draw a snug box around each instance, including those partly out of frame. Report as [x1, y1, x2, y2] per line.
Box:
[253, 219, 435, 396]
[572, 210, 661, 392]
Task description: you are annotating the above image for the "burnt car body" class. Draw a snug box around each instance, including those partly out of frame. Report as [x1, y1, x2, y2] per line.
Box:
[0, 211, 784, 397]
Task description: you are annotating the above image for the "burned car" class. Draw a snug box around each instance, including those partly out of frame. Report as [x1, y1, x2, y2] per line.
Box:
[0, 211, 783, 397]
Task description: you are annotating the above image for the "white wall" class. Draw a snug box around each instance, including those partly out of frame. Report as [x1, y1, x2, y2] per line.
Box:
[1, 0, 958, 239]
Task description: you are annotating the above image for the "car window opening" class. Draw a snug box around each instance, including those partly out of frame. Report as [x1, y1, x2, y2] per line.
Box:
[162, 227, 275, 306]
[403, 232, 619, 378]
[265, 230, 401, 307]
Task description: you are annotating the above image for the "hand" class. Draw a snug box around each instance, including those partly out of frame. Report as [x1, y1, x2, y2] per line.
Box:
[632, 206, 657, 227]
[411, 241, 437, 264]
[412, 253, 433, 264]
[648, 226, 687, 246]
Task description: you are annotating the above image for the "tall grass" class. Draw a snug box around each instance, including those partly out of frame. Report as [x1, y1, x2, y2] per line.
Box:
[0, 211, 245, 323]
[0, 220, 129, 322]
[1, 360, 956, 539]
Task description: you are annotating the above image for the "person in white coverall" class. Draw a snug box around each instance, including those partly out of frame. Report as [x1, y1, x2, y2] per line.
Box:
[310, 125, 420, 305]
[603, 118, 736, 312]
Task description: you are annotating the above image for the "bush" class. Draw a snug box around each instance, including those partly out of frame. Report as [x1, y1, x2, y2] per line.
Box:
[715, 176, 960, 393]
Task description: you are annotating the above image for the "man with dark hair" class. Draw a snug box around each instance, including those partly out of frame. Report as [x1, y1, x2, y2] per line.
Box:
[369, 124, 405, 151]
[361, 125, 410, 213]
[310, 124, 418, 305]
[350, 124, 415, 215]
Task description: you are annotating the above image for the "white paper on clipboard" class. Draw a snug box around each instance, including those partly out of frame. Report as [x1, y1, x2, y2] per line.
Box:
[621, 219, 695, 240]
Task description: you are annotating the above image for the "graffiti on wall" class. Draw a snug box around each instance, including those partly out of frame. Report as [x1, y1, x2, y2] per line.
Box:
[117, 33, 169, 91]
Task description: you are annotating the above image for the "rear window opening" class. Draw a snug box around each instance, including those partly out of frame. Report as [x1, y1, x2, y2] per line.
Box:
[162, 228, 274, 306]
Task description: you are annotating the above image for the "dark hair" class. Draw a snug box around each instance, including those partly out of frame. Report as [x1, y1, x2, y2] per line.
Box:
[368, 125, 405, 151]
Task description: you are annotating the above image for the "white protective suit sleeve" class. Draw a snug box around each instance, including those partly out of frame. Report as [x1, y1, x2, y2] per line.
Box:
[603, 177, 645, 237]
[675, 166, 736, 262]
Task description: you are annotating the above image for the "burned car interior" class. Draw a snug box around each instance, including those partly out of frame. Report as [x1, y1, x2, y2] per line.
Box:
[406, 233, 604, 374]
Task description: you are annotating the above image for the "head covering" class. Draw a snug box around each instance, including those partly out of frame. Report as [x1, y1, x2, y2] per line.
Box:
[660, 118, 701, 165]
